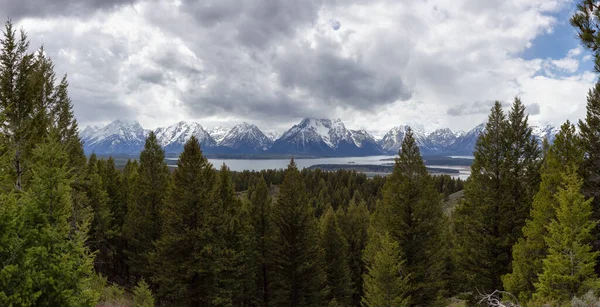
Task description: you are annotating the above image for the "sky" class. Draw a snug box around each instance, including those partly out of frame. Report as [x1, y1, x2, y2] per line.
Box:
[2, 0, 597, 136]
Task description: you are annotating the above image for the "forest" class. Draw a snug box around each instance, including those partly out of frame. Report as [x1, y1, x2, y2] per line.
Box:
[5, 1, 600, 307]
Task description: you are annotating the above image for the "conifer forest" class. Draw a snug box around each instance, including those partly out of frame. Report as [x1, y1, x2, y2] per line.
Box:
[7, 1, 600, 307]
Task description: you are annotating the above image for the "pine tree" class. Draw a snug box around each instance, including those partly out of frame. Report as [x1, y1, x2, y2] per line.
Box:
[212, 164, 255, 306]
[271, 159, 328, 306]
[98, 157, 127, 282]
[503, 121, 584, 302]
[85, 154, 113, 276]
[51, 75, 86, 171]
[133, 279, 155, 307]
[320, 205, 353, 305]
[533, 169, 600, 302]
[578, 83, 600, 255]
[153, 136, 219, 305]
[124, 131, 170, 279]
[454, 101, 523, 292]
[337, 199, 370, 306]
[503, 97, 541, 247]
[0, 21, 36, 190]
[248, 175, 274, 306]
[361, 231, 410, 307]
[571, 0, 600, 73]
[372, 128, 447, 305]
[0, 137, 97, 306]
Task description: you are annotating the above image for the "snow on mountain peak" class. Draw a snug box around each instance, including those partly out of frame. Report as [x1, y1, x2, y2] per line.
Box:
[219, 122, 272, 151]
[208, 126, 231, 143]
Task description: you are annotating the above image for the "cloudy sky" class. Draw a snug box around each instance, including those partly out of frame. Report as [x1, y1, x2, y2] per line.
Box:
[3, 0, 597, 136]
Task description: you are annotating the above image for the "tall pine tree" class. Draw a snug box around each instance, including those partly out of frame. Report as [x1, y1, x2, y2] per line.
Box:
[0, 21, 35, 190]
[124, 131, 170, 279]
[0, 137, 97, 306]
[455, 99, 539, 293]
[320, 205, 352, 305]
[337, 199, 370, 306]
[503, 122, 584, 302]
[271, 159, 328, 306]
[248, 175, 274, 306]
[153, 136, 219, 305]
[533, 169, 600, 302]
[361, 231, 410, 307]
[371, 128, 447, 305]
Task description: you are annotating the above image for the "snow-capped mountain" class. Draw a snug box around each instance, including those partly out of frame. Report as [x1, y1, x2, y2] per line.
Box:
[532, 125, 560, 144]
[80, 119, 560, 157]
[82, 120, 149, 154]
[446, 123, 486, 155]
[219, 122, 273, 153]
[208, 126, 231, 143]
[269, 118, 382, 156]
[154, 121, 216, 153]
[426, 128, 459, 149]
[379, 125, 430, 154]
[265, 131, 280, 142]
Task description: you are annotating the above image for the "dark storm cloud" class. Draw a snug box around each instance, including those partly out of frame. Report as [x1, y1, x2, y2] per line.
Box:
[0, 0, 139, 19]
[447, 100, 510, 116]
[181, 78, 326, 120]
[181, 0, 322, 49]
[276, 49, 412, 109]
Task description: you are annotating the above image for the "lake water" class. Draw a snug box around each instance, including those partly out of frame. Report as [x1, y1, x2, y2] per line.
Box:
[165, 155, 472, 179]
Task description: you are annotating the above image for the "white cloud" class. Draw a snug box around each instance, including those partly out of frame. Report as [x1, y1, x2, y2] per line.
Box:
[7, 0, 595, 135]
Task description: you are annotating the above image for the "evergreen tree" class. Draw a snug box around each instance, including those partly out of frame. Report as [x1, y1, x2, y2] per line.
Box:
[503, 122, 584, 302]
[119, 159, 138, 282]
[248, 175, 274, 306]
[85, 154, 113, 276]
[578, 83, 600, 253]
[503, 97, 541, 248]
[153, 136, 219, 305]
[0, 20, 36, 190]
[372, 128, 447, 305]
[454, 100, 539, 293]
[361, 231, 410, 307]
[98, 157, 127, 282]
[133, 279, 155, 307]
[271, 159, 328, 306]
[213, 164, 255, 306]
[533, 169, 600, 302]
[337, 199, 370, 306]
[571, 0, 600, 73]
[0, 137, 97, 306]
[124, 131, 170, 279]
[51, 75, 86, 171]
[320, 205, 352, 305]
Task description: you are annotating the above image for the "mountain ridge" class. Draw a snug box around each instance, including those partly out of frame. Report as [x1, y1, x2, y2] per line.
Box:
[81, 119, 558, 157]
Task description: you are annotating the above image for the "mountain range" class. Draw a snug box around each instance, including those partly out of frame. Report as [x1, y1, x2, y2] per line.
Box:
[80, 118, 560, 157]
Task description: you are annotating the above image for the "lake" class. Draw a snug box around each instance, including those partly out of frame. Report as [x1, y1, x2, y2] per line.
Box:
[165, 155, 473, 179]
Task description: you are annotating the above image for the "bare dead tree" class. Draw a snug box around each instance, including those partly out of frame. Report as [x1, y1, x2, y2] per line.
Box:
[477, 290, 521, 307]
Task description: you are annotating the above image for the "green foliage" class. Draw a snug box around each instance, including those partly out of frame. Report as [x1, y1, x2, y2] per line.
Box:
[86, 153, 113, 276]
[361, 231, 410, 307]
[372, 128, 448, 305]
[503, 122, 584, 302]
[133, 279, 155, 307]
[248, 175, 274, 306]
[534, 170, 600, 302]
[320, 205, 353, 305]
[0, 138, 97, 306]
[270, 159, 328, 306]
[153, 136, 218, 305]
[571, 0, 600, 73]
[123, 131, 170, 279]
[337, 199, 370, 306]
[455, 99, 540, 293]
